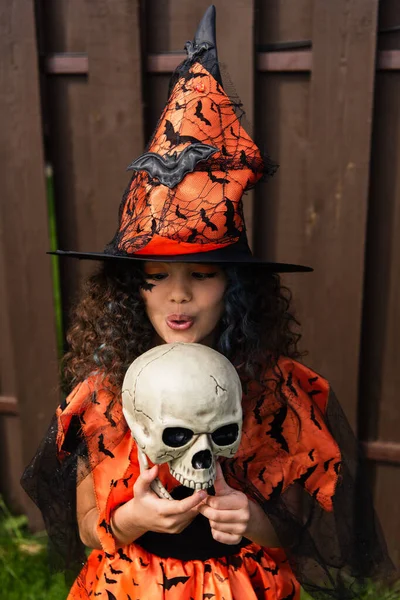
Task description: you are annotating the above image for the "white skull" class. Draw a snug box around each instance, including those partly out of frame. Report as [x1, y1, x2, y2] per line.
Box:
[122, 343, 242, 491]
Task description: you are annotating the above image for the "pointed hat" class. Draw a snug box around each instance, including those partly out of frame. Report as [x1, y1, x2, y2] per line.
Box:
[53, 6, 311, 272]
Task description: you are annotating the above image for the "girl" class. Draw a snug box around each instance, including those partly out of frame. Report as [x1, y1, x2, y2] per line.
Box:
[22, 6, 393, 599]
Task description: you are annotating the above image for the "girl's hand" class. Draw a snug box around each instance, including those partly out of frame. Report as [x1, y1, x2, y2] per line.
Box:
[198, 462, 250, 545]
[111, 465, 207, 544]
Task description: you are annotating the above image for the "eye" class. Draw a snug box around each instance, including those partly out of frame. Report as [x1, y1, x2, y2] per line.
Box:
[145, 273, 168, 281]
[191, 271, 217, 280]
[162, 427, 194, 448]
[211, 424, 239, 446]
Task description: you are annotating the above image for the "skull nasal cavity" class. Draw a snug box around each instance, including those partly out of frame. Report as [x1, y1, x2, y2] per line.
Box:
[192, 450, 212, 470]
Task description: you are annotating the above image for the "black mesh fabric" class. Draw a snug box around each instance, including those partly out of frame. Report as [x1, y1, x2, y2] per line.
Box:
[21, 383, 130, 582]
[21, 415, 87, 581]
[224, 389, 395, 599]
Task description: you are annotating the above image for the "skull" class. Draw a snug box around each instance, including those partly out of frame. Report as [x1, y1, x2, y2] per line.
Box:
[122, 343, 242, 491]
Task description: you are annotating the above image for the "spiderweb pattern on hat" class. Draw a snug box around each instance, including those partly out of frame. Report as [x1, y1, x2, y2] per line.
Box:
[105, 61, 276, 257]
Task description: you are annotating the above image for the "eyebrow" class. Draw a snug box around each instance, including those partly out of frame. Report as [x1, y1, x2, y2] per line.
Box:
[143, 263, 168, 273]
[187, 264, 218, 272]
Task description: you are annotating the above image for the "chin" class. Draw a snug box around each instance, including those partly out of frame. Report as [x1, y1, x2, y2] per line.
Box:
[165, 332, 199, 344]
[156, 327, 204, 345]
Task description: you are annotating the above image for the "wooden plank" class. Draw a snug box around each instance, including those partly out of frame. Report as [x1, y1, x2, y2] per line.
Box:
[46, 76, 95, 308]
[37, 0, 88, 54]
[255, 1, 378, 425]
[40, 2, 94, 307]
[0, 397, 19, 416]
[144, 75, 171, 141]
[148, 49, 400, 74]
[291, 0, 379, 427]
[0, 191, 17, 411]
[377, 50, 400, 70]
[253, 73, 311, 263]
[147, 53, 186, 73]
[85, 0, 144, 253]
[363, 441, 400, 465]
[256, 0, 313, 45]
[257, 50, 312, 72]
[373, 465, 400, 566]
[143, 0, 170, 53]
[359, 71, 400, 450]
[359, 3, 400, 561]
[254, 0, 313, 262]
[43, 49, 400, 76]
[42, 0, 145, 315]
[0, 0, 60, 520]
[257, 50, 400, 72]
[0, 413, 25, 512]
[46, 53, 88, 74]
[44, 50, 400, 75]
[378, 0, 400, 51]
[0, 199, 25, 512]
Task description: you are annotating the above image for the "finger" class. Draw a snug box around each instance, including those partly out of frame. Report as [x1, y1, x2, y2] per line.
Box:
[139, 489, 207, 519]
[198, 505, 246, 523]
[204, 494, 246, 511]
[134, 465, 159, 495]
[209, 521, 246, 535]
[168, 490, 207, 514]
[211, 528, 243, 545]
[213, 462, 231, 496]
[160, 490, 208, 517]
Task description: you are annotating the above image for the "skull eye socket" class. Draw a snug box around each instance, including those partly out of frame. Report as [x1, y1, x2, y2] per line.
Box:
[163, 427, 194, 448]
[211, 423, 239, 446]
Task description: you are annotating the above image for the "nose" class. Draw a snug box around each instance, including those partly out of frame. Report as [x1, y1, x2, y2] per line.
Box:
[168, 274, 192, 304]
[192, 449, 213, 470]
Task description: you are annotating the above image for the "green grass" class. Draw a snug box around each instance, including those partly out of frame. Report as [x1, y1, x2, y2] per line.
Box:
[0, 497, 69, 600]
[0, 496, 398, 599]
[301, 583, 400, 600]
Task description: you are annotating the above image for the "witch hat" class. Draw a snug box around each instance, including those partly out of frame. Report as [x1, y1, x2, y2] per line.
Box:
[52, 5, 311, 272]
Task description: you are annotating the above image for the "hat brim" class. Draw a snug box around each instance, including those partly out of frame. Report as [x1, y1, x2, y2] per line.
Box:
[48, 249, 312, 273]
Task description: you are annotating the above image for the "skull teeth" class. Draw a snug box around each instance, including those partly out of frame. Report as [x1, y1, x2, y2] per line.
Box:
[151, 478, 172, 500]
[170, 468, 214, 489]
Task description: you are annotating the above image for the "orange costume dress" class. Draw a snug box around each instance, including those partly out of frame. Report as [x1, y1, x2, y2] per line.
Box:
[50, 358, 343, 600]
[22, 356, 392, 598]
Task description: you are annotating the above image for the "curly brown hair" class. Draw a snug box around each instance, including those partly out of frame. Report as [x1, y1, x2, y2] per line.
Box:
[62, 261, 302, 393]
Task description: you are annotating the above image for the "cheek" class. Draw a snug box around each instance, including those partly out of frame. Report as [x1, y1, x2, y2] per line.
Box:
[203, 282, 226, 315]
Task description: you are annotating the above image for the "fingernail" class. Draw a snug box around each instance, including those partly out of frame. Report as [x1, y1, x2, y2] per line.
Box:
[197, 490, 207, 499]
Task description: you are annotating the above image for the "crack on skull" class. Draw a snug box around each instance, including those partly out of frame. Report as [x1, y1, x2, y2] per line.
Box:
[210, 374, 227, 395]
[135, 407, 154, 421]
[122, 388, 154, 422]
[156, 451, 178, 462]
[127, 346, 178, 423]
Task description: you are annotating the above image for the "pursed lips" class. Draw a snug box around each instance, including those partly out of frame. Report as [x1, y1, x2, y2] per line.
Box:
[166, 314, 195, 331]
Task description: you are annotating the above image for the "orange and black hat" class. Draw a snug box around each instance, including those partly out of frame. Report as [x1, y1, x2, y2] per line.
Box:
[53, 6, 311, 272]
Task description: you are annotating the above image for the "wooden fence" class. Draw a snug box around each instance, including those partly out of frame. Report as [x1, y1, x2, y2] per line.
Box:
[1, 0, 399, 565]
